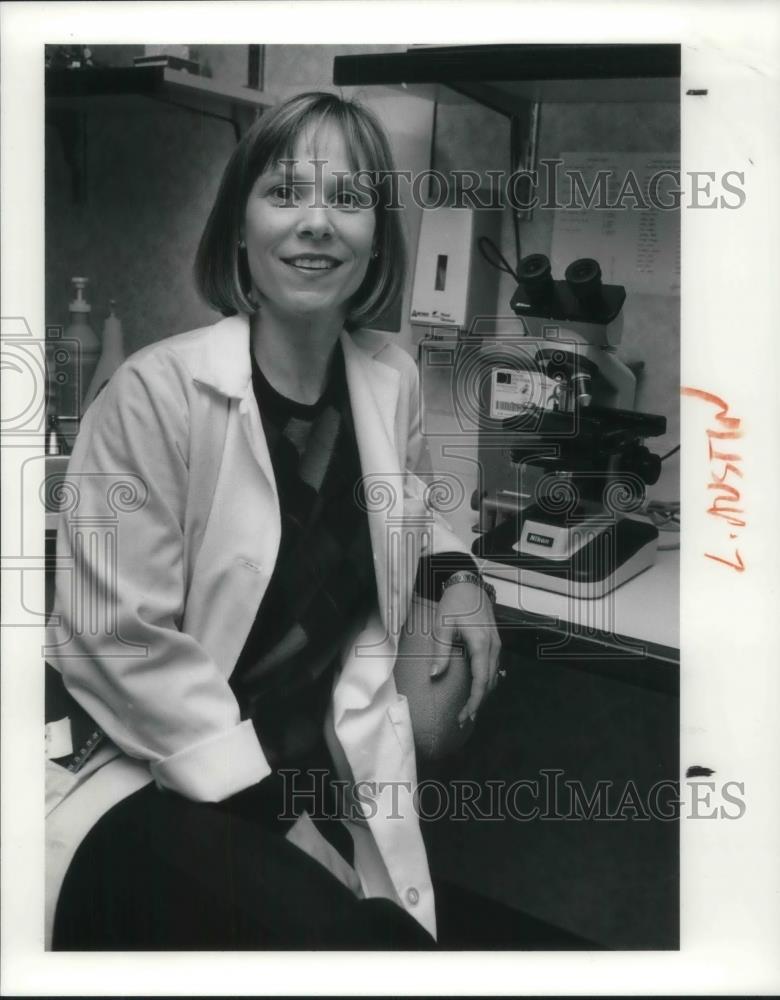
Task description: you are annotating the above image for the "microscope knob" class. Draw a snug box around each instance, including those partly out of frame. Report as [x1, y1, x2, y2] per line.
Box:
[571, 372, 592, 407]
[643, 451, 662, 486]
[621, 445, 662, 485]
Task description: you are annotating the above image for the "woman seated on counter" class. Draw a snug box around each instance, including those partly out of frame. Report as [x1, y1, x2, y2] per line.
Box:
[45, 91, 504, 950]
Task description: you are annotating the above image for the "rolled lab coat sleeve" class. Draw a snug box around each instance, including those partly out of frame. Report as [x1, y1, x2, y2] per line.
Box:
[47, 350, 272, 802]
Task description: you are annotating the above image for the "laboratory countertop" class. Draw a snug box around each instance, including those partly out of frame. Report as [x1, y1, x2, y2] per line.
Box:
[484, 547, 679, 662]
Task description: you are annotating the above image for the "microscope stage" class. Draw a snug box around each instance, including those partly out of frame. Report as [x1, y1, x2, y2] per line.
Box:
[472, 513, 659, 599]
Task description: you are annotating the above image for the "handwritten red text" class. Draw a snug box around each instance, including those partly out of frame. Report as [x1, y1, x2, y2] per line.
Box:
[681, 387, 745, 572]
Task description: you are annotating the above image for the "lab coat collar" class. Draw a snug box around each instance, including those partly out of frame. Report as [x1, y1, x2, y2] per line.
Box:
[188, 314, 253, 399]
[187, 314, 401, 415]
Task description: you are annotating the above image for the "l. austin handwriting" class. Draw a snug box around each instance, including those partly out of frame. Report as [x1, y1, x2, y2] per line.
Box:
[681, 387, 745, 572]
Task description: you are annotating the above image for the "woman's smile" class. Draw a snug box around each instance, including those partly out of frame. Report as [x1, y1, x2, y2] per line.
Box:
[281, 253, 343, 273]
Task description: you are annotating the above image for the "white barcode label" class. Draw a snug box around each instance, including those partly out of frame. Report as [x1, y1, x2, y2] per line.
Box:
[490, 369, 537, 419]
[490, 368, 561, 419]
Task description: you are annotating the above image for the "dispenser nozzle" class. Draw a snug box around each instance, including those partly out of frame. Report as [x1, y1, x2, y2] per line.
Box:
[69, 277, 92, 313]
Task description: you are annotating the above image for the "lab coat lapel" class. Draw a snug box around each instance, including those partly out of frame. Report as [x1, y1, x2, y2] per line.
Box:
[190, 314, 278, 505]
[340, 331, 403, 637]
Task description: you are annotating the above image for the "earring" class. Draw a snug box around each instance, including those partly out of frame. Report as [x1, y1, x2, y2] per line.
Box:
[371, 248, 380, 259]
[238, 238, 246, 249]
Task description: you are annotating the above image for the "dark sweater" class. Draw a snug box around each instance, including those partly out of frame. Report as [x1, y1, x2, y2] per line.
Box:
[230, 342, 375, 770]
[230, 342, 476, 772]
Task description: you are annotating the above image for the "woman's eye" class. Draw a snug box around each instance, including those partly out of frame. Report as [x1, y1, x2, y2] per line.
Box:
[271, 186, 297, 205]
[331, 189, 360, 209]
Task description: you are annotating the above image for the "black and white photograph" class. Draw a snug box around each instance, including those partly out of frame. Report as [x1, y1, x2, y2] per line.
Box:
[1, 2, 778, 996]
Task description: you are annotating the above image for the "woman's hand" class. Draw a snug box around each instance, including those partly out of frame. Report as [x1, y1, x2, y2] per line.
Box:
[428, 581, 503, 726]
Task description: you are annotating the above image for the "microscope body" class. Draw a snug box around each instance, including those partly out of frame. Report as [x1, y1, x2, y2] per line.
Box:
[470, 256, 666, 598]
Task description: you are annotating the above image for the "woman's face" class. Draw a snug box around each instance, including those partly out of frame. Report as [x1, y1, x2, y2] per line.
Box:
[243, 122, 377, 326]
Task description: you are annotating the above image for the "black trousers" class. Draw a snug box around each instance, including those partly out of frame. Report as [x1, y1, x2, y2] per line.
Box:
[53, 775, 436, 951]
[53, 777, 599, 951]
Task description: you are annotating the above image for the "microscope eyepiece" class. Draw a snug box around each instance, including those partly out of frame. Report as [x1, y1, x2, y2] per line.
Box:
[564, 258, 603, 303]
[518, 253, 555, 306]
[511, 252, 625, 324]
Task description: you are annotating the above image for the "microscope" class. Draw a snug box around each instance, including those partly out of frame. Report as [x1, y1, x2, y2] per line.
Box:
[469, 254, 667, 598]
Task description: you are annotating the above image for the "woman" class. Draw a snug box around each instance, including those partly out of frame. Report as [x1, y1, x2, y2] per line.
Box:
[46, 91, 501, 950]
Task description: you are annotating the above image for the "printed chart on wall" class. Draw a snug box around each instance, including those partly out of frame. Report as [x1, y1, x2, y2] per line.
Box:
[551, 153, 681, 296]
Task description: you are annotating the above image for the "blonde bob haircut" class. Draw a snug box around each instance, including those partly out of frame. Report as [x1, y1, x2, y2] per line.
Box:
[195, 91, 407, 333]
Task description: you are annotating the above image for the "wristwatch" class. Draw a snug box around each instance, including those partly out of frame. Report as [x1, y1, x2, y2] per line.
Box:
[440, 570, 497, 605]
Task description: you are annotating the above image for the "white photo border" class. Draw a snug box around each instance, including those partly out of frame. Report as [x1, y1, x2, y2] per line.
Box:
[2, 1, 779, 995]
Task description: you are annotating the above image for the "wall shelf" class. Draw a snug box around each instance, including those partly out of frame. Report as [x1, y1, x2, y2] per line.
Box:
[46, 66, 274, 202]
[46, 66, 273, 121]
[334, 44, 680, 112]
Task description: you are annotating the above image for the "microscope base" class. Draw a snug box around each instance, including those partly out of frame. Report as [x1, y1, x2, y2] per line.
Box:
[472, 513, 659, 599]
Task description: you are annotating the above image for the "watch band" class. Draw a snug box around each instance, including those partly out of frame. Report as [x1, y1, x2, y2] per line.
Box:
[413, 551, 481, 603]
[440, 570, 497, 605]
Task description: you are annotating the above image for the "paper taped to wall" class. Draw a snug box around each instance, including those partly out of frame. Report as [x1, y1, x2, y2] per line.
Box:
[551, 152, 681, 297]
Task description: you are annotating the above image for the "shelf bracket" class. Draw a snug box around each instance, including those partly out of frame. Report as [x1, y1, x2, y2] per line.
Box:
[147, 94, 261, 142]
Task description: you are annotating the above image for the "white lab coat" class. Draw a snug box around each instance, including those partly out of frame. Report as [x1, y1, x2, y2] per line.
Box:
[45, 314, 469, 946]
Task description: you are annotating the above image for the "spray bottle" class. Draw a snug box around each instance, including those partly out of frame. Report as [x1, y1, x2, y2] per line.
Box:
[84, 299, 126, 409]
